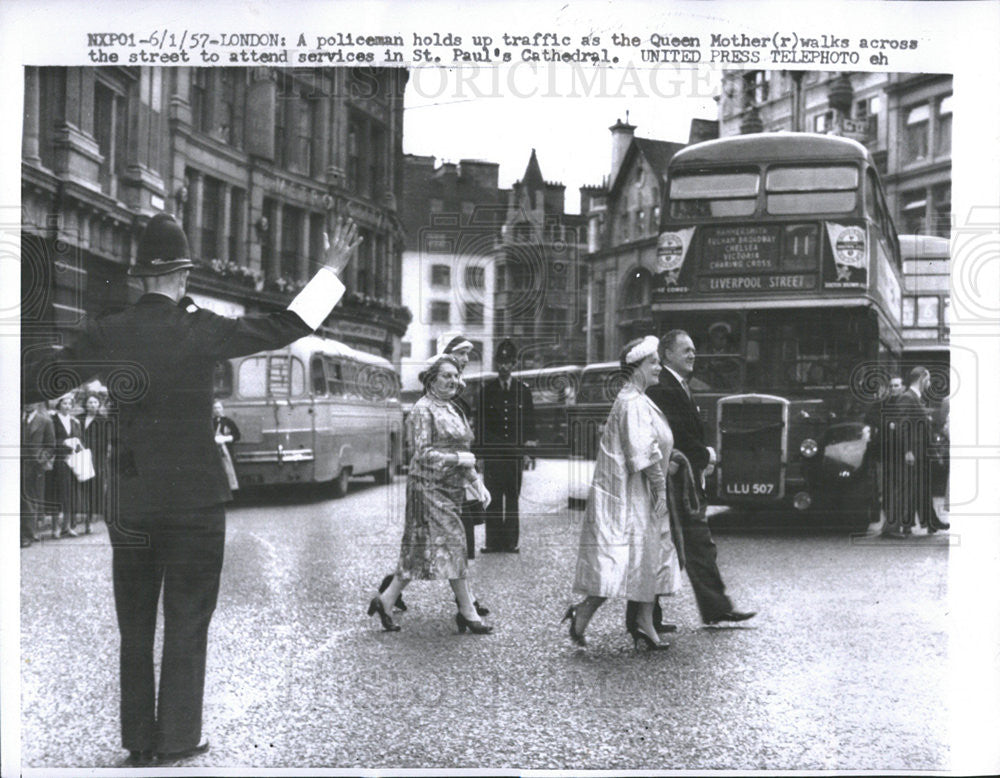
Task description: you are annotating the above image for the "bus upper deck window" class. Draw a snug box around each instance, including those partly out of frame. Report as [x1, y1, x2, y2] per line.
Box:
[766, 165, 858, 192]
[290, 358, 305, 397]
[669, 171, 759, 219]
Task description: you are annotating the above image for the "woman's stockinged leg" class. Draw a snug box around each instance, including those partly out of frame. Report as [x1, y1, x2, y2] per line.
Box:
[573, 595, 606, 635]
[450, 578, 479, 621]
[378, 574, 409, 611]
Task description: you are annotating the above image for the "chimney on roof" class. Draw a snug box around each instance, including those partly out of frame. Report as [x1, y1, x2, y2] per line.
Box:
[609, 112, 636, 184]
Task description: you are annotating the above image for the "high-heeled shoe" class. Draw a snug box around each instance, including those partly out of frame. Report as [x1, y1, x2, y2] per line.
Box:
[367, 596, 400, 632]
[455, 597, 490, 617]
[378, 574, 407, 612]
[455, 612, 493, 634]
[632, 628, 670, 651]
[561, 604, 586, 646]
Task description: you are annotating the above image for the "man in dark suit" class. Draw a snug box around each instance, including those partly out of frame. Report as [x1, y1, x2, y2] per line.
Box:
[628, 329, 755, 630]
[24, 213, 357, 765]
[476, 339, 536, 553]
[21, 402, 55, 546]
[883, 366, 949, 537]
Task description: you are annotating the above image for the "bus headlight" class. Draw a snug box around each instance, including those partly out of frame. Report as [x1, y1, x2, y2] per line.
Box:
[793, 491, 812, 511]
[800, 438, 819, 458]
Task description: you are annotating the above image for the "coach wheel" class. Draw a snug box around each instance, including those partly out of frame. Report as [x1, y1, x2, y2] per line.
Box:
[332, 466, 352, 497]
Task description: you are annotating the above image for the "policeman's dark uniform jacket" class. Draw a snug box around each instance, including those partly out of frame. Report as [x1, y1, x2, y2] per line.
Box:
[24, 213, 346, 758]
[645, 367, 736, 623]
[475, 340, 536, 552]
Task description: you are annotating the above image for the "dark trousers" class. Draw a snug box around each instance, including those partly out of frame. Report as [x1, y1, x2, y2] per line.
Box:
[21, 463, 46, 539]
[627, 495, 732, 627]
[482, 456, 523, 551]
[109, 505, 226, 753]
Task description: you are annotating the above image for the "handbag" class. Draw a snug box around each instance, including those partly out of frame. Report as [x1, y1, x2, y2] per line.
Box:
[69, 447, 95, 482]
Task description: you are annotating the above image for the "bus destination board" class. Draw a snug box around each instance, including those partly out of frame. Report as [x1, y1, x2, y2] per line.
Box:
[703, 225, 780, 273]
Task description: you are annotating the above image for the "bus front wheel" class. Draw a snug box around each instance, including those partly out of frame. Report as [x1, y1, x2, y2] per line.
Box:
[332, 466, 352, 497]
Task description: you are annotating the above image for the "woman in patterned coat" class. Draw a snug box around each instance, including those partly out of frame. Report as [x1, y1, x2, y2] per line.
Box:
[368, 355, 493, 634]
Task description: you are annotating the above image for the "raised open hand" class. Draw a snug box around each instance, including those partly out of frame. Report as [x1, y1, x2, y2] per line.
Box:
[322, 216, 363, 275]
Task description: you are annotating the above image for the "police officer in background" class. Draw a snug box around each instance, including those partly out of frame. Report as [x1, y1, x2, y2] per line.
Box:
[476, 339, 536, 553]
[24, 212, 359, 766]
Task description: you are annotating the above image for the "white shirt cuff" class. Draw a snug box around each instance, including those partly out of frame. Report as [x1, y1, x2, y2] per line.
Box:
[287, 268, 346, 330]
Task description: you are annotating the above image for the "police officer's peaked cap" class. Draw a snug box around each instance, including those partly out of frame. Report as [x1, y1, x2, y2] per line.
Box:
[495, 339, 518, 362]
[129, 213, 195, 276]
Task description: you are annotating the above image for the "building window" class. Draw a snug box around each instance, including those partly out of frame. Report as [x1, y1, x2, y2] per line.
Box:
[427, 339, 438, 358]
[902, 103, 930, 164]
[229, 187, 245, 264]
[464, 302, 484, 325]
[368, 125, 384, 199]
[932, 183, 951, 237]
[636, 209, 646, 236]
[813, 110, 833, 133]
[93, 81, 122, 196]
[261, 198, 276, 274]
[347, 119, 361, 191]
[431, 264, 451, 287]
[902, 297, 915, 326]
[916, 296, 939, 327]
[900, 189, 927, 235]
[464, 265, 485, 291]
[430, 301, 450, 323]
[191, 69, 211, 133]
[855, 96, 880, 140]
[295, 96, 316, 175]
[218, 69, 236, 146]
[400, 342, 412, 358]
[274, 84, 288, 168]
[281, 206, 305, 280]
[201, 176, 223, 259]
[935, 95, 952, 157]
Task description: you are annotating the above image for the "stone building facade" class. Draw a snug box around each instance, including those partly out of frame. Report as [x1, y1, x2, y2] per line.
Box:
[21, 66, 411, 360]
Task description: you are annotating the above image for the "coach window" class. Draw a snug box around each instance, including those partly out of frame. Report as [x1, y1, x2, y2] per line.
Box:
[213, 361, 233, 398]
[289, 357, 306, 397]
[310, 355, 327, 396]
[238, 356, 268, 398]
[327, 359, 345, 396]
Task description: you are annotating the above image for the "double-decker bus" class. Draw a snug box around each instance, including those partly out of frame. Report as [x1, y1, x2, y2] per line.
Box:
[651, 132, 905, 529]
[215, 335, 403, 494]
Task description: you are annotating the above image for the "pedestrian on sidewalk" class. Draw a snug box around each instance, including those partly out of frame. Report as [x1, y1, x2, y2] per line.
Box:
[564, 336, 682, 651]
[23, 212, 358, 767]
[51, 393, 82, 538]
[370, 354, 493, 635]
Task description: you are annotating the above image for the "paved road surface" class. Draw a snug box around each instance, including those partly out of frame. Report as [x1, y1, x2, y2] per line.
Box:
[20, 460, 950, 770]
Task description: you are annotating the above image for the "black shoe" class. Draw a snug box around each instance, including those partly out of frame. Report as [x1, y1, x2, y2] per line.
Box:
[561, 604, 586, 646]
[632, 628, 670, 651]
[156, 740, 209, 764]
[118, 749, 154, 767]
[705, 610, 756, 625]
[454, 598, 491, 617]
[378, 574, 407, 612]
[20, 537, 33, 548]
[929, 517, 950, 532]
[367, 596, 400, 632]
[455, 612, 493, 634]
